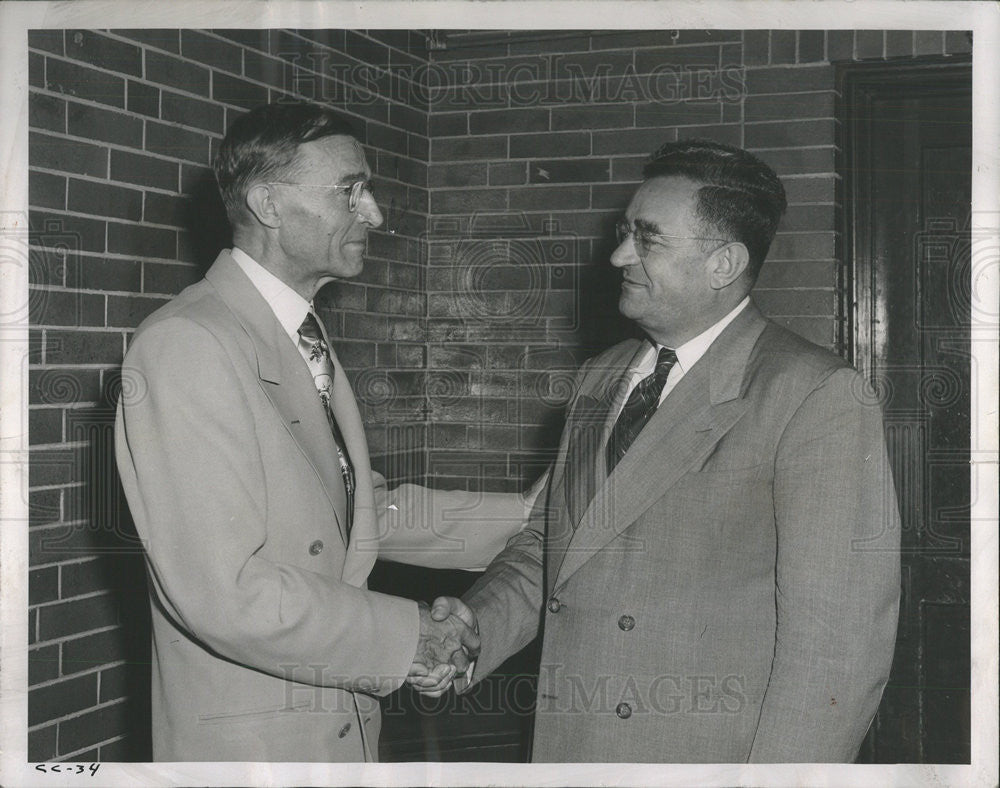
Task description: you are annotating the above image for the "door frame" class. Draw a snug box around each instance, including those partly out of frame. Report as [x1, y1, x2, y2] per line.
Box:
[837, 56, 972, 374]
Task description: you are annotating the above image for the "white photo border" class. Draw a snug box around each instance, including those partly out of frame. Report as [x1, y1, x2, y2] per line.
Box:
[1, 2, 997, 786]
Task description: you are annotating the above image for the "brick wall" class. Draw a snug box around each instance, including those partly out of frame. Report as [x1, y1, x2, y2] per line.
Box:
[422, 29, 972, 493]
[26, 27, 430, 761]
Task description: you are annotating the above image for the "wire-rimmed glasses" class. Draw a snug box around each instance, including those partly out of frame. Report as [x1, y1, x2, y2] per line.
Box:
[267, 179, 375, 213]
[615, 218, 729, 260]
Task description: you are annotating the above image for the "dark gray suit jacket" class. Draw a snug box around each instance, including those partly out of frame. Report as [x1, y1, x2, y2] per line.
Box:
[465, 301, 901, 762]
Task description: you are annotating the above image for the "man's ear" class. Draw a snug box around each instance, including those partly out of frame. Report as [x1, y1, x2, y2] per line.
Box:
[708, 242, 750, 290]
[245, 183, 282, 229]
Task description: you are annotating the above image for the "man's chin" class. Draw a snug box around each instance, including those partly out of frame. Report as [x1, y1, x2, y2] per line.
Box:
[332, 251, 366, 279]
[344, 245, 367, 273]
[618, 292, 642, 319]
[318, 265, 364, 287]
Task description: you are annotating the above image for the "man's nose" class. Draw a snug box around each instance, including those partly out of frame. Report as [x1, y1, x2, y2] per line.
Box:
[610, 236, 637, 268]
[357, 190, 383, 228]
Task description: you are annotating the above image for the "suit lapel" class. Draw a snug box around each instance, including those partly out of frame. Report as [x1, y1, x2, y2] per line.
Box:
[552, 303, 768, 592]
[562, 395, 610, 529]
[205, 253, 350, 545]
[551, 341, 644, 585]
[561, 341, 646, 528]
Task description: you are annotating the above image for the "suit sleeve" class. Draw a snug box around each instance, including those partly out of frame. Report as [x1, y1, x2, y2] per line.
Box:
[458, 479, 550, 685]
[372, 472, 543, 570]
[748, 366, 901, 761]
[456, 358, 596, 684]
[115, 318, 418, 695]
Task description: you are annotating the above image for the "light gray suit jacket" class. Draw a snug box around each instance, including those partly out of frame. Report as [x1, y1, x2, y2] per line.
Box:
[465, 302, 901, 762]
[115, 251, 529, 761]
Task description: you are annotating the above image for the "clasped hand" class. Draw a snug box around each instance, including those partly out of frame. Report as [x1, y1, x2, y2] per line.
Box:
[407, 597, 478, 697]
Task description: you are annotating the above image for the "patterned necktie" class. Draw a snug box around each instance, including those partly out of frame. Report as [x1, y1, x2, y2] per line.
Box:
[606, 346, 678, 474]
[297, 311, 355, 534]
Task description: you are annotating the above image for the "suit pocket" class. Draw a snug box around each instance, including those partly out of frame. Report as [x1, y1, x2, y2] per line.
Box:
[198, 699, 313, 725]
[674, 464, 770, 511]
[687, 463, 768, 484]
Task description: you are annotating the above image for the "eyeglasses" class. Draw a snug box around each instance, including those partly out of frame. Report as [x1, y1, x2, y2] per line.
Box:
[267, 179, 375, 213]
[615, 218, 729, 260]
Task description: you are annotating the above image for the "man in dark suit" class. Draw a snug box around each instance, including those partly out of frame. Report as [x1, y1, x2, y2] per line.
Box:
[421, 140, 901, 762]
[115, 103, 530, 761]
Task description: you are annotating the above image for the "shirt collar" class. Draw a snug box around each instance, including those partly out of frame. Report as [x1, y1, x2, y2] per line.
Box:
[230, 247, 312, 345]
[640, 296, 751, 374]
[671, 296, 750, 373]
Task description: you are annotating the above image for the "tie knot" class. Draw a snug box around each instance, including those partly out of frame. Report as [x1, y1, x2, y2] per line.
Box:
[654, 346, 677, 376]
[298, 311, 323, 342]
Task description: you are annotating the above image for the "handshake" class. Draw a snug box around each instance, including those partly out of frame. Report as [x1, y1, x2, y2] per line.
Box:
[407, 596, 478, 697]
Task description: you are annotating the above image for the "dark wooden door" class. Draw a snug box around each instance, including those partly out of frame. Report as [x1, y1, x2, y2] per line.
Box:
[843, 59, 972, 763]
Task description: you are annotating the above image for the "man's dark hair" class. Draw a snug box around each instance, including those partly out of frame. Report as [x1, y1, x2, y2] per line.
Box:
[643, 139, 787, 282]
[214, 102, 359, 227]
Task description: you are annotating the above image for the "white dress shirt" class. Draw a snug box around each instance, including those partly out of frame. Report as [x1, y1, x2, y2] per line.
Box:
[616, 296, 750, 418]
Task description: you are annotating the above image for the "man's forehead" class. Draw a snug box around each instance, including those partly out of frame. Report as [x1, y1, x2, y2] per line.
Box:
[295, 134, 369, 177]
[627, 175, 700, 227]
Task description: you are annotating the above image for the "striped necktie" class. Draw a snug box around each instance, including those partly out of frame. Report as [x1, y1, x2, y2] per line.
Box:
[606, 346, 678, 474]
[297, 311, 355, 535]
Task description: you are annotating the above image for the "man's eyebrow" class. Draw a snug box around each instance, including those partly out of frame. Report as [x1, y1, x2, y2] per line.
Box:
[633, 217, 662, 234]
[337, 170, 370, 184]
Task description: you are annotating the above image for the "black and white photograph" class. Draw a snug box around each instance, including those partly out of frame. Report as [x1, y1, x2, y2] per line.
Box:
[0, 2, 997, 786]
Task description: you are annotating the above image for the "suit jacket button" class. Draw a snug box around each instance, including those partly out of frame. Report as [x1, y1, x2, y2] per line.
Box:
[616, 702, 632, 719]
[338, 722, 351, 738]
[547, 597, 561, 613]
[309, 540, 324, 556]
[618, 614, 635, 631]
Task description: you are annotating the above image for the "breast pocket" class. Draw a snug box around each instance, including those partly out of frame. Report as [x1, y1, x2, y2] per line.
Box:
[673, 463, 771, 515]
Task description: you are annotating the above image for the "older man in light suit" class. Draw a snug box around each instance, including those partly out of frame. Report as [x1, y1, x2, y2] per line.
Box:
[115, 103, 530, 762]
[423, 140, 901, 762]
